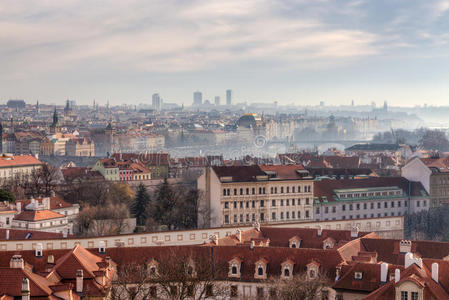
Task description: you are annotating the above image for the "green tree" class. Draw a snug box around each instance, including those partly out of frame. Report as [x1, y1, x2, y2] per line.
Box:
[131, 184, 151, 226]
[0, 189, 15, 203]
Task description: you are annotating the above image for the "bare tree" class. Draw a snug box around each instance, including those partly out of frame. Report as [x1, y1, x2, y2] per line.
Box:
[75, 203, 130, 236]
[111, 263, 154, 300]
[269, 272, 331, 300]
[149, 249, 228, 300]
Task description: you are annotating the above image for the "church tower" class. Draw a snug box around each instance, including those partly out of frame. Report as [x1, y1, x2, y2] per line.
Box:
[50, 107, 60, 134]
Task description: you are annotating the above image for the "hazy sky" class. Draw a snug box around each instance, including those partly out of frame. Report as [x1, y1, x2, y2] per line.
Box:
[1, 0, 449, 106]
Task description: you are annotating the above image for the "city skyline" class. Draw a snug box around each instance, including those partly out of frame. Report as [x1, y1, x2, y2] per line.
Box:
[2, 1, 449, 106]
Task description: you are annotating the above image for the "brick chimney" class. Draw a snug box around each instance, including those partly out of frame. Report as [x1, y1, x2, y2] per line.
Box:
[10, 255, 24, 269]
[380, 262, 388, 283]
[432, 262, 439, 283]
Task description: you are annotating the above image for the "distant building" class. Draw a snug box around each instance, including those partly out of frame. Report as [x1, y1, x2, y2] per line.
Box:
[214, 96, 221, 106]
[193, 91, 202, 106]
[65, 138, 95, 157]
[0, 154, 43, 182]
[152, 93, 162, 111]
[226, 89, 233, 106]
[6, 99, 25, 109]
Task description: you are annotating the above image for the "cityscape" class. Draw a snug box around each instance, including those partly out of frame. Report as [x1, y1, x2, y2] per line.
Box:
[3, 1, 449, 300]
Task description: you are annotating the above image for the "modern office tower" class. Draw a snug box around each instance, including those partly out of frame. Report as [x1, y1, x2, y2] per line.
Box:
[226, 89, 232, 106]
[193, 91, 202, 105]
[214, 96, 220, 106]
[152, 93, 161, 111]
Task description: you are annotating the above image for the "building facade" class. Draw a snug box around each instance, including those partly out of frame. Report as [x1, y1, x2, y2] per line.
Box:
[197, 165, 314, 228]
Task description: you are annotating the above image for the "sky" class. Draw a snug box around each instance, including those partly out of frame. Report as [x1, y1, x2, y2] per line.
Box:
[1, 0, 449, 106]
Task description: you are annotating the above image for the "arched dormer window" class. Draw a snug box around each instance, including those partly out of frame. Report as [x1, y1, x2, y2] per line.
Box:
[228, 257, 242, 278]
[147, 258, 159, 277]
[281, 259, 294, 280]
[322, 237, 336, 250]
[289, 236, 302, 248]
[254, 259, 268, 279]
[306, 260, 320, 280]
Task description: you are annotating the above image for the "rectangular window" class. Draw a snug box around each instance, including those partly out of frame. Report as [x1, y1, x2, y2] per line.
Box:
[272, 212, 276, 220]
[234, 202, 237, 209]
[411, 292, 418, 300]
[292, 211, 295, 218]
[398, 201, 401, 207]
[286, 211, 289, 219]
[271, 187, 274, 194]
[286, 199, 289, 206]
[298, 211, 301, 218]
[239, 214, 243, 222]
[240, 201, 243, 208]
[286, 186, 289, 193]
[342, 204, 346, 211]
[224, 202, 229, 209]
[316, 207, 320, 214]
[225, 215, 229, 224]
[234, 215, 237, 222]
[391, 201, 395, 208]
[246, 201, 249, 208]
[246, 188, 249, 195]
[281, 200, 284, 206]
[246, 214, 249, 222]
[260, 200, 265, 207]
[292, 199, 295, 205]
[240, 188, 243, 195]
[325, 207, 328, 214]
[252, 201, 255, 208]
[252, 188, 255, 195]
[305, 210, 309, 218]
[370, 203, 374, 209]
[417, 200, 420, 207]
[306, 198, 310, 205]
[332, 206, 336, 213]
[350, 204, 353, 211]
[378, 202, 381, 209]
[363, 203, 367, 209]
[401, 291, 408, 300]
[281, 187, 284, 193]
[272, 200, 276, 207]
[292, 186, 295, 193]
[384, 202, 388, 208]
[356, 203, 360, 210]
[260, 213, 264, 221]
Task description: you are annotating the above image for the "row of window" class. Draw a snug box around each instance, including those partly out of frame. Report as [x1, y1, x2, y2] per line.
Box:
[315, 199, 426, 215]
[223, 198, 311, 209]
[224, 210, 311, 224]
[339, 190, 402, 198]
[222, 185, 312, 197]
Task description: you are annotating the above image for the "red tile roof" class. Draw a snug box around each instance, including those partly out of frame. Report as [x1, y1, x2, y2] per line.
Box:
[0, 155, 43, 168]
[0, 229, 72, 240]
[13, 210, 65, 221]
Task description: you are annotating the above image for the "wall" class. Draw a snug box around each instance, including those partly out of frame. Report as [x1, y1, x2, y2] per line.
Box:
[0, 216, 403, 251]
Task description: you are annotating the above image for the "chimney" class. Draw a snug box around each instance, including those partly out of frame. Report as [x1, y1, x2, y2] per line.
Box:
[405, 252, 423, 269]
[432, 262, 439, 283]
[17, 202, 21, 213]
[395, 268, 400, 283]
[21, 277, 30, 300]
[6, 229, 9, 240]
[380, 262, 388, 283]
[76, 269, 83, 293]
[236, 229, 242, 242]
[399, 240, 412, 253]
[351, 226, 359, 238]
[250, 240, 255, 250]
[47, 255, 54, 264]
[63, 229, 68, 238]
[10, 255, 24, 269]
[317, 225, 322, 237]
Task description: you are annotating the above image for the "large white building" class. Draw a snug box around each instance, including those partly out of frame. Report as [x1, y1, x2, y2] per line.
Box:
[197, 164, 314, 228]
[0, 154, 43, 182]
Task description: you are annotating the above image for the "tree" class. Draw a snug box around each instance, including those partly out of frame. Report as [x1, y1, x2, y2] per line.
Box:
[111, 263, 154, 300]
[0, 189, 15, 203]
[419, 129, 449, 151]
[269, 273, 331, 300]
[131, 184, 151, 226]
[109, 183, 135, 205]
[147, 249, 228, 300]
[76, 203, 131, 236]
[146, 178, 177, 230]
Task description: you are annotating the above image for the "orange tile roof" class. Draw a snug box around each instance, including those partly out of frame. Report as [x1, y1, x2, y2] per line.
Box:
[13, 210, 65, 222]
[0, 155, 43, 168]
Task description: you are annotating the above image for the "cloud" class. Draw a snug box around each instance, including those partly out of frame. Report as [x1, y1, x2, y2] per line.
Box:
[0, 0, 381, 78]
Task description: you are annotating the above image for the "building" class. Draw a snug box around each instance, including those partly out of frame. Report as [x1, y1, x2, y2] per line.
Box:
[214, 96, 221, 106]
[402, 156, 449, 207]
[152, 93, 162, 111]
[6, 99, 25, 109]
[226, 89, 233, 106]
[313, 177, 429, 222]
[0, 154, 43, 182]
[92, 158, 119, 181]
[0, 244, 114, 299]
[193, 91, 202, 106]
[16, 194, 79, 223]
[65, 137, 95, 156]
[110, 152, 170, 179]
[197, 164, 314, 228]
[12, 197, 73, 234]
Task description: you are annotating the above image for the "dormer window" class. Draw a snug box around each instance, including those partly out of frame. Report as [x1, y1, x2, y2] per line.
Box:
[228, 257, 242, 278]
[281, 260, 294, 280]
[289, 236, 301, 248]
[254, 259, 268, 279]
[354, 272, 363, 280]
[306, 261, 320, 280]
[147, 259, 159, 277]
[322, 237, 336, 250]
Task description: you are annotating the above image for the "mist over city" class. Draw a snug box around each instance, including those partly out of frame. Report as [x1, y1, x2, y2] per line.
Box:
[2, 1, 449, 300]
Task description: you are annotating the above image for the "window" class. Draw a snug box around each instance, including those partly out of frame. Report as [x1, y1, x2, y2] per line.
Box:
[292, 199, 295, 205]
[246, 188, 249, 195]
[286, 186, 290, 193]
[417, 200, 420, 207]
[231, 285, 238, 297]
[305, 210, 309, 218]
[391, 201, 395, 208]
[423, 200, 427, 207]
[258, 267, 264, 276]
[363, 203, 367, 209]
[316, 207, 320, 214]
[272, 200, 276, 206]
[298, 211, 301, 218]
[234, 215, 237, 222]
[252, 213, 255, 221]
[298, 186, 301, 193]
[257, 287, 264, 298]
[223, 189, 226, 196]
[325, 207, 328, 214]
[401, 291, 408, 300]
[234, 189, 237, 195]
[239, 214, 243, 222]
[342, 204, 346, 211]
[224, 202, 229, 209]
[306, 198, 310, 205]
[349, 204, 353, 211]
[260, 200, 265, 207]
[240, 188, 243, 195]
[260, 213, 264, 221]
[286, 212, 290, 219]
[252, 188, 255, 194]
[292, 211, 295, 218]
[378, 202, 381, 209]
[292, 186, 295, 193]
[252, 201, 255, 208]
[281, 200, 284, 206]
[272, 212, 276, 220]
[280, 212, 284, 219]
[281, 187, 284, 193]
[246, 214, 250, 222]
[240, 201, 243, 208]
[271, 187, 274, 194]
[411, 292, 418, 300]
[284, 268, 290, 277]
[246, 201, 249, 208]
[354, 272, 363, 280]
[286, 199, 289, 206]
[384, 202, 388, 208]
[225, 215, 229, 224]
[332, 206, 336, 213]
[274, 187, 278, 194]
[233, 202, 237, 209]
[370, 203, 374, 209]
[356, 203, 360, 210]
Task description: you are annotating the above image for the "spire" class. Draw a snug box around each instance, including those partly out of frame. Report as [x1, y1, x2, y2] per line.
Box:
[52, 107, 58, 126]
